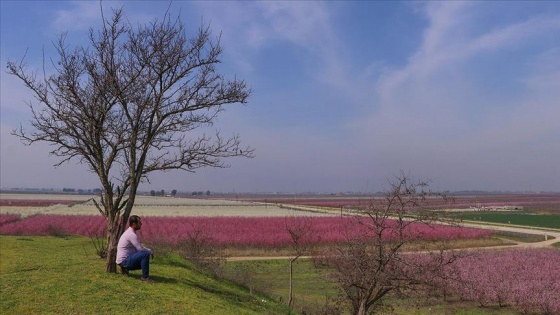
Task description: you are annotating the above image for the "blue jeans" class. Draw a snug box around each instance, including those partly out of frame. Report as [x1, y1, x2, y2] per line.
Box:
[120, 251, 150, 279]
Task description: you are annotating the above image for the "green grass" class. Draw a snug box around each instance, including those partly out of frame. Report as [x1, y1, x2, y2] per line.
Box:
[224, 259, 522, 315]
[454, 212, 560, 229]
[224, 259, 337, 313]
[0, 235, 292, 315]
[493, 230, 550, 243]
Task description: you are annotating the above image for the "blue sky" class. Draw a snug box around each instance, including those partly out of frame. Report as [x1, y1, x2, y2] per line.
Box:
[1, 1, 559, 193]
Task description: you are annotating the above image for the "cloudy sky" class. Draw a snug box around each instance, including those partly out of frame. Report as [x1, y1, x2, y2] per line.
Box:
[1, 1, 559, 193]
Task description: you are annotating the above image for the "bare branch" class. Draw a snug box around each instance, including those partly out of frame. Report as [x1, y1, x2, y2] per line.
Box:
[320, 173, 456, 315]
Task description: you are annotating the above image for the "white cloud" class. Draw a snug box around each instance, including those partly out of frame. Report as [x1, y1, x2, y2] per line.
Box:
[378, 3, 560, 107]
[349, 2, 560, 191]
[193, 2, 355, 93]
[51, 1, 103, 31]
[258, 2, 332, 49]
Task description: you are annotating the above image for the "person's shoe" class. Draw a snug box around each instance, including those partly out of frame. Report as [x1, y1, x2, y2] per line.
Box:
[140, 277, 154, 282]
[119, 265, 129, 276]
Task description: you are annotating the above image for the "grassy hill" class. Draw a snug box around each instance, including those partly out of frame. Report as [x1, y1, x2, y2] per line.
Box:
[0, 235, 292, 315]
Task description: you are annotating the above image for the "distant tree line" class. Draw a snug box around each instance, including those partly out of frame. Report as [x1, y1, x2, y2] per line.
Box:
[148, 190, 211, 197]
[60, 188, 102, 194]
[193, 191, 211, 196]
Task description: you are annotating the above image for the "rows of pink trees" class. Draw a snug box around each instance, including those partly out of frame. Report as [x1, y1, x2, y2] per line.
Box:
[0, 214, 21, 226]
[140, 216, 493, 247]
[439, 249, 560, 314]
[0, 214, 492, 247]
[0, 214, 105, 237]
[389, 249, 560, 315]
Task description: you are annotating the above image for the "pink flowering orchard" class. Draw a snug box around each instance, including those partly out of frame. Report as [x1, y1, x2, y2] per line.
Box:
[0, 214, 21, 226]
[0, 214, 492, 246]
[441, 249, 560, 314]
[0, 214, 105, 237]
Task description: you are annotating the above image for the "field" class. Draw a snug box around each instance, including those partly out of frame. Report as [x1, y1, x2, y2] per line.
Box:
[236, 193, 560, 213]
[1, 192, 560, 314]
[0, 193, 335, 218]
[0, 214, 494, 249]
[450, 212, 560, 229]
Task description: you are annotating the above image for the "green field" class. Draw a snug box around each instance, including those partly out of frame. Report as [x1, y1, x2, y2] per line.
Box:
[455, 212, 560, 229]
[224, 259, 336, 314]
[0, 235, 291, 315]
[224, 259, 521, 315]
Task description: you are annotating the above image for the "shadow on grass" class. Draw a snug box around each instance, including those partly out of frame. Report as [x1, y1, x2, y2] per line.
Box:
[185, 280, 253, 305]
[124, 274, 180, 284]
[158, 258, 191, 270]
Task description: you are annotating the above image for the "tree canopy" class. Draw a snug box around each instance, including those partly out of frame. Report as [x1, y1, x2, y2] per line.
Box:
[7, 6, 253, 272]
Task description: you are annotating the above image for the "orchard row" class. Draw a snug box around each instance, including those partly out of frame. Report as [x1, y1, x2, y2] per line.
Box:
[0, 214, 492, 247]
[438, 249, 560, 314]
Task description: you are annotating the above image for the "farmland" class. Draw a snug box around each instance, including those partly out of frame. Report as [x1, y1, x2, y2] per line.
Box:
[0, 193, 335, 218]
[0, 214, 493, 248]
[451, 212, 560, 229]
[235, 192, 560, 213]
[2, 192, 560, 314]
[0, 193, 498, 249]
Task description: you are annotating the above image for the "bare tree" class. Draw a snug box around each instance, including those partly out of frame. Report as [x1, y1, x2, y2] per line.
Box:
[285, 217, 315, 310]
[319, 173, 457, 315]
[7, 6, 253, 272]
[178, 223, 226, 277]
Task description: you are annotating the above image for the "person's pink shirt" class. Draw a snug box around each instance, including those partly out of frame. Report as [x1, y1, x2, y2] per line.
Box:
[116, 227, 152, 264]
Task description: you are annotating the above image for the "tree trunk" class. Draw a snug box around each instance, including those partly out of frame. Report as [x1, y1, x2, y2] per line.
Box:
[356, 300, 367, 315]
[106, 232, 118, 273]
[105, 213, 121, 273]
[288, 258, 295, 309]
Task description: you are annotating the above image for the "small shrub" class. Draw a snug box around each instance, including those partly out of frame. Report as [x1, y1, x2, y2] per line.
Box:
[90, 228, 107, 259]
[45, 224, 68, 237]
[177, 225, 227, 277]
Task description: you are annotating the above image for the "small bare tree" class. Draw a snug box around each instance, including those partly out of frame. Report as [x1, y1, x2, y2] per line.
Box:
[320, 173, 457, 315]
[285, 217, 315, 310]
[7, 6, 253, 272]
[179, 223, 226, 277]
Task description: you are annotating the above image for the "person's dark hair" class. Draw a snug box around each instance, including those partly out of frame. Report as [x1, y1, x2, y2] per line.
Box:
[129, 215, 141, 226]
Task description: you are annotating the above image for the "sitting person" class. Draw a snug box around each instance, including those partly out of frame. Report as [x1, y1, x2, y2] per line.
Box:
[116, 215, 154, 281]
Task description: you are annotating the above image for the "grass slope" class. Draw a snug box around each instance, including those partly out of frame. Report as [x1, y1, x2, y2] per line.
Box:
[0, 235, 291, 315]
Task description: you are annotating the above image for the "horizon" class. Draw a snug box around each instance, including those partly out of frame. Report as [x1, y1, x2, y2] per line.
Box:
[2, 186, 560, 196]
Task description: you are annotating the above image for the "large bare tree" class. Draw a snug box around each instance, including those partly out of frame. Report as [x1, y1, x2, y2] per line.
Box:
[319, 174, 457, 314]
[7, 7, 253, 272]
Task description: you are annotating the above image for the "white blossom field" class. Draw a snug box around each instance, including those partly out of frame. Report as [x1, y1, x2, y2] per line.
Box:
[0, 194, 336, 218]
